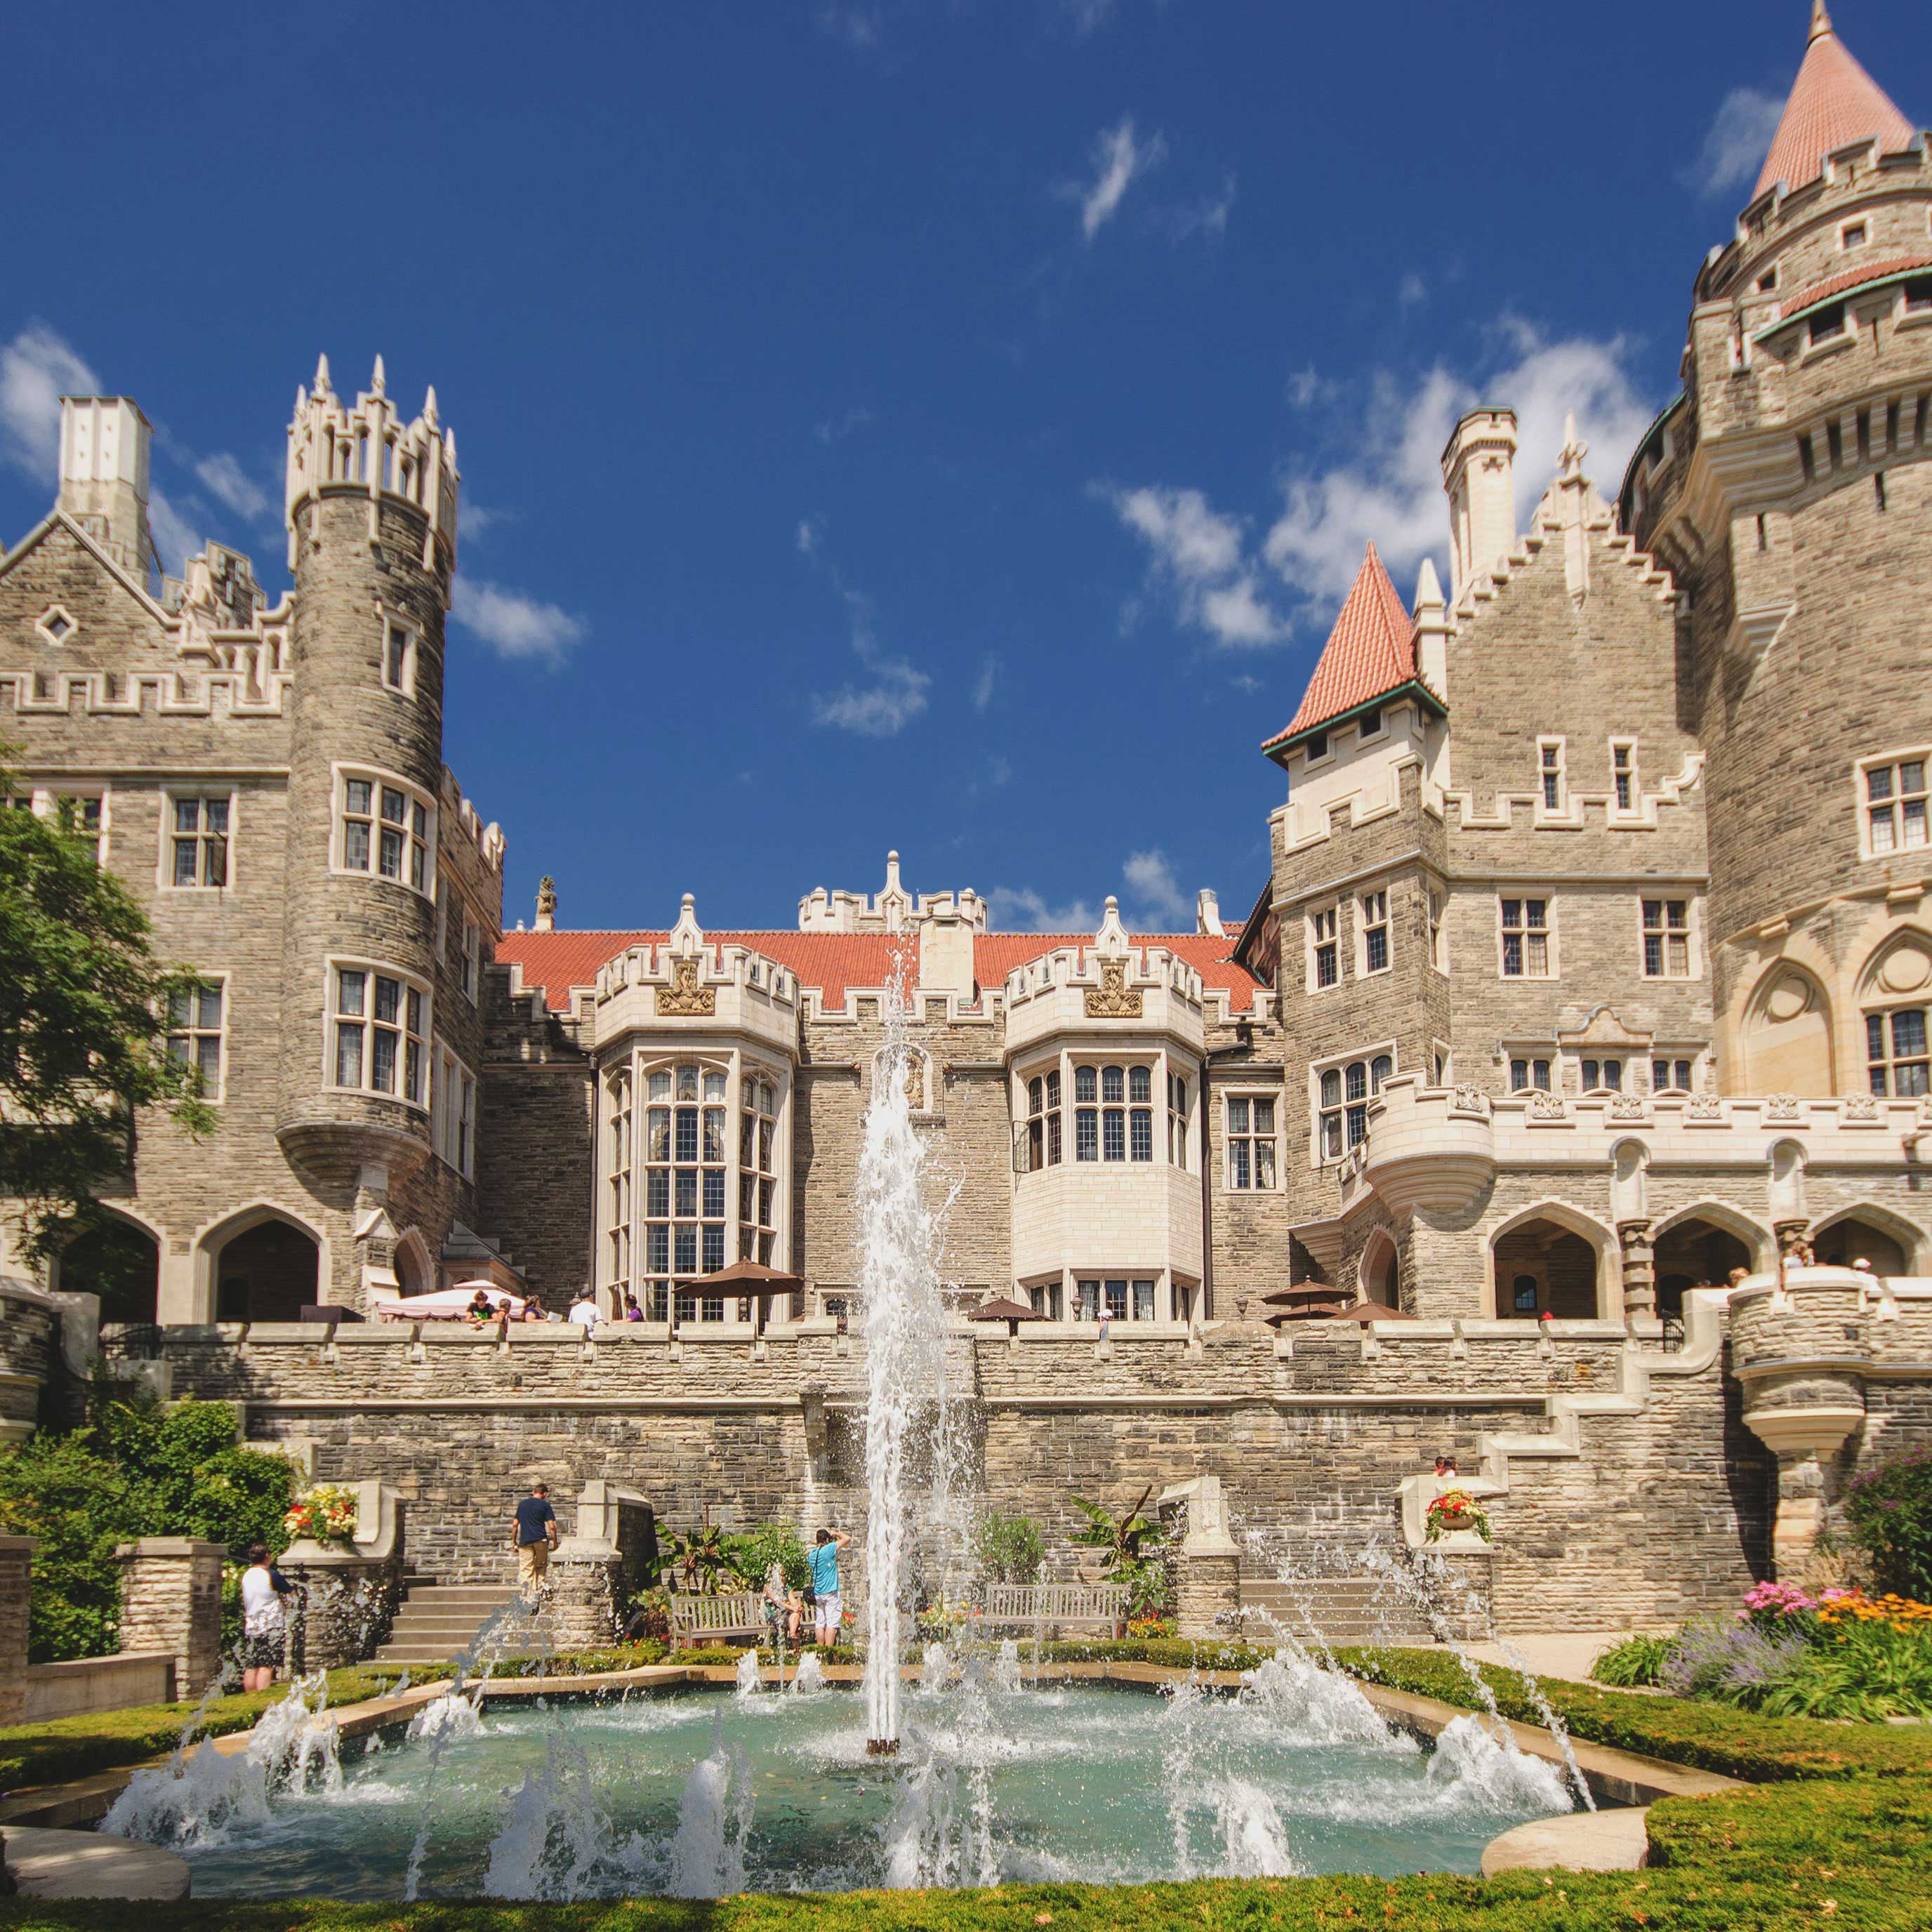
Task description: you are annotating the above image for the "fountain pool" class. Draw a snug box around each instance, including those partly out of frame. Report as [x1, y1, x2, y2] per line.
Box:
[154, 1664, 1575, 1900]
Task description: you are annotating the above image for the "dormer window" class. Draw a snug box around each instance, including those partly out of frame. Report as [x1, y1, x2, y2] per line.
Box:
[1358, 706, 1382, 739]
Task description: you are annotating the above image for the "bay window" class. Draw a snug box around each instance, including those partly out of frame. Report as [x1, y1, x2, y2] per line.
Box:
[337, 768, 434, 895]
[330, 964, 427, 1105]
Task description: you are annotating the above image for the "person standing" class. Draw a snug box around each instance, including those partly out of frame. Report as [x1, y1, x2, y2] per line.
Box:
[569, 1287, 601, 1330]
[808, 1527, 849, 1649]
[511, 1480, 559, 1599]
[239, 1543, 292, 1693]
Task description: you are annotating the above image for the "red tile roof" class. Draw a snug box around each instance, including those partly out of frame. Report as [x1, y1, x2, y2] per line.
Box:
[494, 927, 1264, 1015]
[1261, 542, 1420, 753]
[1755, 8, 1917, 201]
[1782, 253, 1932, 317]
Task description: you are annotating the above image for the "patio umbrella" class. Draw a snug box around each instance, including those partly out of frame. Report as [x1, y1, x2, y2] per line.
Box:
[700, 1259, 805, 1333]
[374, 1283, 524, 1322]
[1260, 1284, 1354, 1321]
[967, 1295, 1047, 1337]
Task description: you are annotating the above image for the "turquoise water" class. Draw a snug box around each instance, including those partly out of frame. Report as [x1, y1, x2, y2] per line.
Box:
[161, 1667, 1575, 1899]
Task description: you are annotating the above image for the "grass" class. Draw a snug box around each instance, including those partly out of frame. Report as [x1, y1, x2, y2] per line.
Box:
[3, 1643, 1929, 1926]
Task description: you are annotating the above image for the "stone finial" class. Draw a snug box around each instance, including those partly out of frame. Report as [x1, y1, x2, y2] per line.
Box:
[668, 892, 705, 955]
[371, 353, 387, 395]
[1095, 894, 1132, 955]
[314, 352, 331, 396]
[1413, 554, 1451, 697]
[534, 875, 557, 933]
[1558, 411, 1587, 481]
[1413, 555, 1444, 616]
[423, 385, 439, 428]
[1810, 0, 1832, 43]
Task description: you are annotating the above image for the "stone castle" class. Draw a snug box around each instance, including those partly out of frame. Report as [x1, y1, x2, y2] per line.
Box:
[3, 4, 1930, 1630]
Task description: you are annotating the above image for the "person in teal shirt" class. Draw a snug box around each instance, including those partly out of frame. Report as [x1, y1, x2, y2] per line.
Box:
[807, 1527, 849, 1648]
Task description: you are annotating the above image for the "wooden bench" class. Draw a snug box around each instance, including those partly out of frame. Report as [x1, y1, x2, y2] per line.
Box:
[668, 1591, 768, 1648]
[982, 1582, 1130, 1639]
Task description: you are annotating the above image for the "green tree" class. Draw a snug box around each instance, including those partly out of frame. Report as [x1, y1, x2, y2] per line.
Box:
[974, 1510, 1045, 1584]
[0, 750, 216, 1271]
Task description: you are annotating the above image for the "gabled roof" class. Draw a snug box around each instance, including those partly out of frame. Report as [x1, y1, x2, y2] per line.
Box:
[1260, 542, 1429, 755]
[1754, 5, 1918, 201]
[493, 927, 1264, 1015]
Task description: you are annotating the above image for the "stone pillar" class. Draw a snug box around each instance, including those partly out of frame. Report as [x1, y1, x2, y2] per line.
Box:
[279, 1482, 406, 1672]
[545, 1549, 624, 1651]
[116, 1537, 221, 1692]
[117, 1538, 225, 1701]
[1158, 1474, 1243, 1641]
[0, 1536, 34, 1726]
[1616, 1219, 1656, 1321]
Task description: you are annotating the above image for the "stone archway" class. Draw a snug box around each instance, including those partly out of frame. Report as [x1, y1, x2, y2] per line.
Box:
[1488, 1203, 1615, 1318]
[1652, 1211, 1763, 1318]
[1811, 1208, 1920, 1276]
[57, 1212, 161, 1325]
[205, 1210, 321, 1322]
[1742, 963, 1834, 1094]
[1358, 1229, 1398, 1306]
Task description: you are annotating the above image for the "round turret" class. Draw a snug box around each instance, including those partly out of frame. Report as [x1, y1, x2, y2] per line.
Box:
[274, 357, 460, 1183]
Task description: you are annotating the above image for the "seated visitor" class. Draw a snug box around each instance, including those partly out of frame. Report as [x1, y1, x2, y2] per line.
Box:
[569, 1287, 601, 1329]
[465, 1288, 496, 1325]
[623, 1292, 644, 1321]
[521, 1294, 547, 1323]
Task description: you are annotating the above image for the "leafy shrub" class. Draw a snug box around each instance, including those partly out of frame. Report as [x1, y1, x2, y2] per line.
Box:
[1591, 1632, 1671, 1686]
[1659, 1615, 1810, 1703]
[720, 1522, 809, 1592]
[973, 1510, 1044, 1584]
[1846, 1450, 1932, 1600]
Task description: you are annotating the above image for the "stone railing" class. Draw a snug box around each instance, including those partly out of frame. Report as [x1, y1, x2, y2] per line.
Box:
[116, 1537, 225, 1702]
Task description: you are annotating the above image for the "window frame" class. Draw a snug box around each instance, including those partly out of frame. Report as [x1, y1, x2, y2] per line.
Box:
[1866, 1005, 1931, 1099]
[1537, 737, 1566, 816]
[161, 790, 235, 892]
[1857, 750, 1931, 861]
[1640, 897, 1695, 980]
[1073, 1276, 1160, 1325]
[1649, 1053, 1699, 1095]
[381, 613, 421, 697]
[435, 1040, 479, 1178]
[165, 974, 227, 1103]
[1498, 894, 1554, 979]
[1426, 887, 1446, 974]
[1358, 886, 1391, 978]
[1311, 1044, 1395, 1166]
[1224, 1090, 1279, 1192]
[1307, 904, 1340, 992]
[1609, 739, 1637, 816]
[1577, 1055, 1626, 1095]
[331, 763, 437, 899]
[13, 785, 111, 865]
[324, 958, 430, 1109]
[1507, 1054, 1553, 1094]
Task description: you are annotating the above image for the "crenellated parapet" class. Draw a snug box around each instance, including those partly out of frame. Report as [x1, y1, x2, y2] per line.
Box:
[1000, 899, 1207, 1061]
[590, 896, 800, 1058]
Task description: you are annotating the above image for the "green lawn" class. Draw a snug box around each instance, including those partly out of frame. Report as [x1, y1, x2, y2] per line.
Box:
[1, 1643, 1926, 1929]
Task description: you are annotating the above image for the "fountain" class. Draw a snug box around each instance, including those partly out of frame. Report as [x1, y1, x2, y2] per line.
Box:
[854, 970, 953, 1754]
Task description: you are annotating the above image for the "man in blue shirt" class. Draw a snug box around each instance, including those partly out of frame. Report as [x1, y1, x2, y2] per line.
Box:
[807, 1526, 849, 1648]
[511, 1481, 558, 1600]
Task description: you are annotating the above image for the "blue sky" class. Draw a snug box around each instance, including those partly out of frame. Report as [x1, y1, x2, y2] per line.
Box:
[3, 1, 1924, 937]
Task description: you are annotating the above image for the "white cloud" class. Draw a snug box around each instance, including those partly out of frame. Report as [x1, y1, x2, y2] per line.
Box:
[1158, 174, 1236, 246]
[1104, 483, 1285, 648]
[816, 6, 880, 50]
[814, 406, 874, 445]
[460, 501, 514, 543]
[1285, 365, 1334, 410]
[1064, 0, 1116, 34]
[1262, 320, 1657, 614]
[972, 654, 1000, 712]
[193, 451, 272, 524]
[796, 517, 821, 557]
[812, 642, 930, 736]
[145, 487, 201, 579]
[1398, 272, 1428, 311]
[989, 886, 1100, 934]
[1071, 117, 1166, 241]
[1123, 847, 1190, 924]
[451, 577, 585, 667]
[1685, 87, 1784, 199]
[0, 322, 99, 480]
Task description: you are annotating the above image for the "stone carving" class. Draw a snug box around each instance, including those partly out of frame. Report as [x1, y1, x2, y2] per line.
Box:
[536, 875, 556, 917]
[656, 954, 715, 1017]
[1451, 1085, 1491, 1116]
[1844, 1093, 1879, 1123]
[1084, 960, 1143, 1019]
[1608, 1092, 1648, 1120]
[1764, 1092, 1804, 1121]
[1527, 1089, 1567, 1120]
[1687, 1094, 1724, 1120]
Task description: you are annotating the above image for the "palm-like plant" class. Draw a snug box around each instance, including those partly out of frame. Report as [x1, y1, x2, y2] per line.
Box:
[666, 1524, 729, 1594]
[1068, 1484, 1163, 1570]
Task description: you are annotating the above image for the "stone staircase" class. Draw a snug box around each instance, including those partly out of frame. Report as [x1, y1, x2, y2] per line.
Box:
[1235, 1569, 1432, 1646]
[371, 1573, 516, 1666]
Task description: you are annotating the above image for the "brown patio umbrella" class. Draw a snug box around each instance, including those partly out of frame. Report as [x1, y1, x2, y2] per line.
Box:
[967, 1295, 1047, 1337]
[1260, 1284, 1354, 1321]
[1332, 1298, 1415, 1322]
[701, 1259, 805, 1334]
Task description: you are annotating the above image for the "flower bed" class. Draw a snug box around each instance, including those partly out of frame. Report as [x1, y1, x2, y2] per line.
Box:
[282, 1483, 360, 1546]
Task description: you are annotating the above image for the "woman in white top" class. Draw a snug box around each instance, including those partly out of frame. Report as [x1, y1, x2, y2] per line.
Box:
[239, 1542, 291, 1693]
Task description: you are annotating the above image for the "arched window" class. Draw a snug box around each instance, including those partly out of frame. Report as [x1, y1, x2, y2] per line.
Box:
[1072, 1063, 1155, 1164]
[1318, 1055, 1391, 1158]
[642, 1061, 729, 1322]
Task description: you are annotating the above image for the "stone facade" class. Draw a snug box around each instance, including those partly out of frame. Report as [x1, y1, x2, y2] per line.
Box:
[116, 1537, 225, 1702]
[5, 10, 1932, 1632]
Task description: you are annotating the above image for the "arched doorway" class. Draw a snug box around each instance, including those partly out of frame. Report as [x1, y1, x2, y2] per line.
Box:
[211, 1215, 319, 1322]
[1358, 1231, 1398, 1306]
[1492, 1215, 1605, 1318]
[58, 1215, 159, 1325]
[1812, 1212, 1913, 1276]
[393, 1229, 432, 1299]
[1652, 1215, 1759, 1319]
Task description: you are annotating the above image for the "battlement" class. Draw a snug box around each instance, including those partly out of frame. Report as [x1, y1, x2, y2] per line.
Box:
[798, 850, 986, 932]
[438, 767, 506, 877]
[590, 896, 802, 1054]
[285, 355, 458, 575]
[1001, 899, 1208, 1054]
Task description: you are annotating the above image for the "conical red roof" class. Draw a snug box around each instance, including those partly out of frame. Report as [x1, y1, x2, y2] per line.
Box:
[1755, 5, 1917, 200]
[1262, 543, 1419, 753]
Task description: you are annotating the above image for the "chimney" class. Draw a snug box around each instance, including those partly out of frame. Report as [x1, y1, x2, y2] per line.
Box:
[1441, 408, 1517, 605]
[58, 397, 154, 580]
[534, 875, 557, 932]
[1196, 889, 1224, 937]
[918, 906, 976, 1001]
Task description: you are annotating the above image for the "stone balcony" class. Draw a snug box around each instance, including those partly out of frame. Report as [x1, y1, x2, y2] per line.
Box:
[1338, 1073, 1932, 1220]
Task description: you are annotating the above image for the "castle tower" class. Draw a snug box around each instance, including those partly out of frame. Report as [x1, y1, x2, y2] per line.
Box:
[274, 355, 461, 1206]
[1441, 409, 1517, 607]
[56, 397, 153, 579]
[1627, 3, 1930, 1098]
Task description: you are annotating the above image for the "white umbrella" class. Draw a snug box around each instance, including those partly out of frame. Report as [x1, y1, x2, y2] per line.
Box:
[375, 1283, 525, 1321]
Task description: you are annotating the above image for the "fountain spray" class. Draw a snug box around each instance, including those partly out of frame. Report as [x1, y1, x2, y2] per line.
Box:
[856, 969, 951, 1754]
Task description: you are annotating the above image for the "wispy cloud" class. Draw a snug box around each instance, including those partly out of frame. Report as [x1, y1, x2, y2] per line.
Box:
[460, 501, 515, 544]
[1101, 483, 1285, 647]
[989, 885, 1101, 934]
[972, 654, 1000, 712]
[814, 406, 875, 445]
[1685, 87, 1784, 199]
[1262, 319, 1657, 616]
[193, 451, 273, 524]
[1068, 117, 1166, 241]
[800, 531, 931, 737]
[1123, 847, 1190, 924]
[796, 517, 821, 557]
[451, 577, 586, 667]
[146, 490, 201, 578]
[0, 321, 98, 480]
[1157, 173, 1236, 246]
[1398, 272, 1428, 312]
[816, 6, 881, 51]
[1064, 0, 1116, 34]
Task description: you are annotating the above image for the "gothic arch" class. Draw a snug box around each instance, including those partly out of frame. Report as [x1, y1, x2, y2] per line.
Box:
[392, 1226, 435, 1298]
[1357, 1227, 1399, 1306]
[1810, 1202, 1929, 1276]
[1650, 1200, 1774, 1270]
[51, 1203, 165, 1324]
[1741, 960, 1834, 1095]
[1855, 926, 1932, 1005]
[193, 1200, 329, 1323]
[1483, 1199, 1617, 1320]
